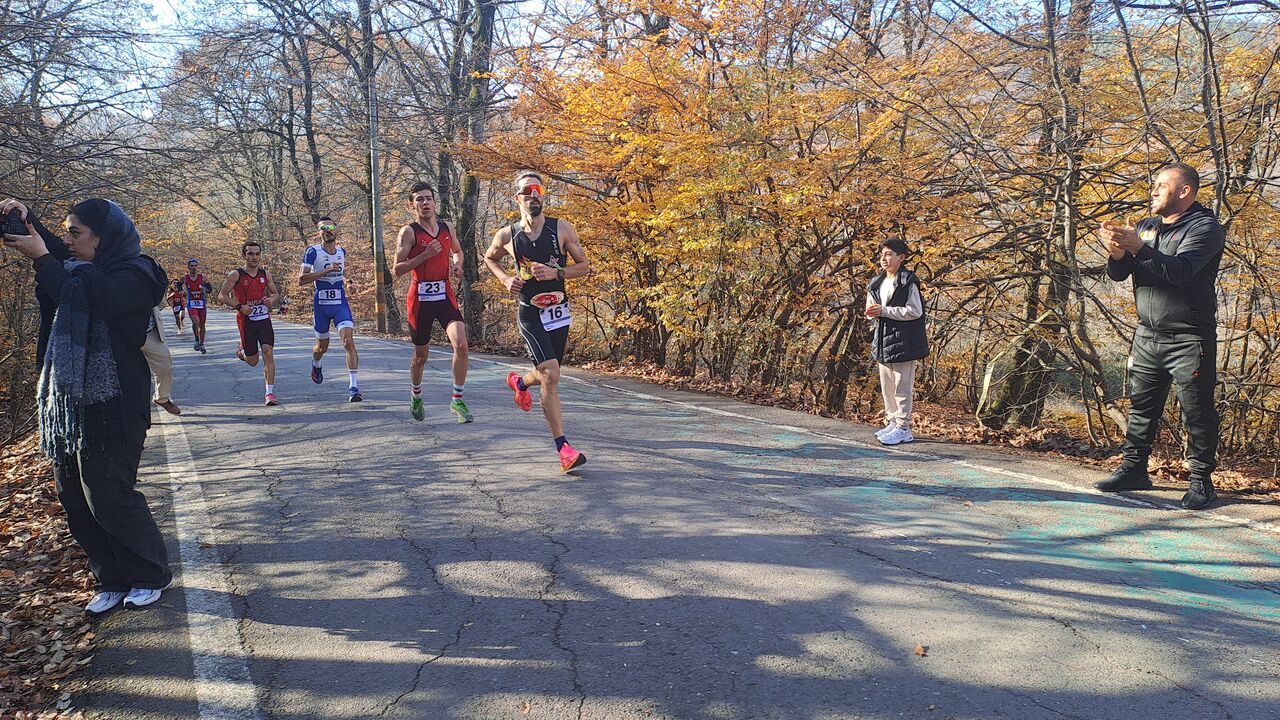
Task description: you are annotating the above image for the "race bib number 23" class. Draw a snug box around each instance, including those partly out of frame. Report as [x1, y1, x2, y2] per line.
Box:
[540, 302, 571, 331]
[418, 280, 446, 302]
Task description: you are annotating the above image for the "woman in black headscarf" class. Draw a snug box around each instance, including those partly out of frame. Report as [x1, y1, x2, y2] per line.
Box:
[2, 198, 172, 615]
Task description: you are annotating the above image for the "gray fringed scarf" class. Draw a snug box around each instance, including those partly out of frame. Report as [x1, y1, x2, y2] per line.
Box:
[37, 259, 122, 459]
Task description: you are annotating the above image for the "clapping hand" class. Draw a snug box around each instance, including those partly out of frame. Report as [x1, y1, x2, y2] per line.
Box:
[1100, 220, 1142, 257]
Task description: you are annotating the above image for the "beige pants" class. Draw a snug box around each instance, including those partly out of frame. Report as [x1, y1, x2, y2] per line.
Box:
[140, 327, 173, 404]
[877, 360, 916, 429]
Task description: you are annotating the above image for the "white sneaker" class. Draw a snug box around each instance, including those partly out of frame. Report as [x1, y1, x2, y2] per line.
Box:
[85, 591, 125, 615]
[874, 425, 894, 439]
[879, 426, 914, 446]
[123, 587, 162, 609]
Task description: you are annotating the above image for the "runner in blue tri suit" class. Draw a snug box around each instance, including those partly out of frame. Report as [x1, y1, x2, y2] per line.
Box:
[299, 216, 362, 402]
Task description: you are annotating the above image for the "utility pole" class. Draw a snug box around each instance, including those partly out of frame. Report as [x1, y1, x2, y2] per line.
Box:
[360, 0, 393, 333]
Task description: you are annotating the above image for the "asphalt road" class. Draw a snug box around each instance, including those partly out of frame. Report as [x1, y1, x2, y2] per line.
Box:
[80, 310, 1280, 720]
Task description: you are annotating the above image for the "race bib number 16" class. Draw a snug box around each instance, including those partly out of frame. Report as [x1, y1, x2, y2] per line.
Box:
[540, 302, 571, 331]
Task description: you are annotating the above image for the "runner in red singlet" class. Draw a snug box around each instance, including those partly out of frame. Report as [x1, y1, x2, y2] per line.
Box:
[393, 181, 472, 423]
[182, 259, 213, 353]
[219, 241, 281, 406]
[168, 280, 185, 334]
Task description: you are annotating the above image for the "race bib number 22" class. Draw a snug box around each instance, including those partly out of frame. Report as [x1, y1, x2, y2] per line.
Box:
[248, 304, 270, 321]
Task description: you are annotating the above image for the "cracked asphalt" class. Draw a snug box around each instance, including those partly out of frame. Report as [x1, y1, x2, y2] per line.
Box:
[79, 310, 1280, 720]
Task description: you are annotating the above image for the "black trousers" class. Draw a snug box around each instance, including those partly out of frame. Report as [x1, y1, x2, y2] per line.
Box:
[54, 428, 172, 592]
[1122, 330, 1219, 477]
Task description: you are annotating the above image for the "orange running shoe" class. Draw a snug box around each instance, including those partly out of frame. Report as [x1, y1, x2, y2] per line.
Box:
[507, 371, 533, 412]
[559, 442, 586, 473]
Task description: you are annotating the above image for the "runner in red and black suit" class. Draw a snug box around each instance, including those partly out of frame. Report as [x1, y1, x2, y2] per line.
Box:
[483, 171, 591, 473]
[219, 241, 281, 406]
[168, 280, 185, 334]
[182, 259, 213, 352]
[393, 181, 473, 423]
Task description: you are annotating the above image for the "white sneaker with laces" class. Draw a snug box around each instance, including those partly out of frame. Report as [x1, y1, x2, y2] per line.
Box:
[874, 425, 894, 439]
[123, 587, 162, 609]
[86, 591, 125, 615]
[879, 426, 914, 446]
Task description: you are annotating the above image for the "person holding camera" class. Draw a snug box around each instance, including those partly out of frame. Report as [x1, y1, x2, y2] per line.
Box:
[2, 198, 173, 615]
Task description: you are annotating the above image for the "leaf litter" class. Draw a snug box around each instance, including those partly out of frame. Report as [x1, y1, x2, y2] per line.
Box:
[2, 433, 94, 718]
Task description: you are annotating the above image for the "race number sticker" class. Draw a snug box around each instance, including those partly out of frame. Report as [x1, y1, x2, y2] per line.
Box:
[540, 302, 571, 331]
[248, 304, 270, 321]
[317, 288, 343, 305]
[418, 280, 446, 302]
[187, 300, 205, 309]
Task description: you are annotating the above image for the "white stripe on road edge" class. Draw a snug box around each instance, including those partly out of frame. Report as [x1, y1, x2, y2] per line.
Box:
[332, 326, 1280, 537]
[158, 413, 264, 720]
[577, 379, 1280, 537]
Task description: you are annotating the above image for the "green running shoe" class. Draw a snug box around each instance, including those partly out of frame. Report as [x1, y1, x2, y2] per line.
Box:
[410, 395, 424, 421]
[450, 399, 474, 423]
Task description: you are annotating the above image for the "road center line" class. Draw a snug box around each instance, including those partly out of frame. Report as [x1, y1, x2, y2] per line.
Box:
[158, 413, 264, 720]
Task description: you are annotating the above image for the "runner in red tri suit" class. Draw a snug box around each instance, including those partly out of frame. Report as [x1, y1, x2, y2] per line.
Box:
[393, 181, 472, 423]
[168, 281, 185, 334]
[219, 241, 281, 406]
[182, 259, 213, 353]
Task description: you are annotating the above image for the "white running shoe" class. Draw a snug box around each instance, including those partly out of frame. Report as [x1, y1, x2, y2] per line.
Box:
[879, 426, 914, 446]
[85, 591, 126, 615]
[123, 587, 163, 609]
[874, 425, 895, 439]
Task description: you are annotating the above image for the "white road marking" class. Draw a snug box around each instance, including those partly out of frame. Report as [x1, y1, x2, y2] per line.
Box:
[577, 380, 1280, 536]
[288, 316, 1280, 537]
[158, 413, 264, 720]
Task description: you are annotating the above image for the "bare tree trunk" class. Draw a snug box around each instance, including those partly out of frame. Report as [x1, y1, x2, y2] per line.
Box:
[456, 0, 496, 342]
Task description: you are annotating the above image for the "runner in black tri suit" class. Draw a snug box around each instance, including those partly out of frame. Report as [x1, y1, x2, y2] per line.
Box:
[483, 171, 592, 473]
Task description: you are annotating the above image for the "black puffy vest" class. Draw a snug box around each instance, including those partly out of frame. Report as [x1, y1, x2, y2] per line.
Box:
[868, 268, 929, 364]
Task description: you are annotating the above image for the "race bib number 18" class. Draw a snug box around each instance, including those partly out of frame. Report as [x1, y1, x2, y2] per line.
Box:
[418, 280, 446, 302]
[317, 288, 343, 305]
[540, 302, 571, 331]
[248, 304, 270, 321]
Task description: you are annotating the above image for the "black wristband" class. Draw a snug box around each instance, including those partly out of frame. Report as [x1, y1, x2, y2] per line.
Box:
[236, 303, 243, 310]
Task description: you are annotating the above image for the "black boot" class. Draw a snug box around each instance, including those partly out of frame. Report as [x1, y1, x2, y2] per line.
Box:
[1095, 464, 1152, 492]
[1181, 476, 1217, 510]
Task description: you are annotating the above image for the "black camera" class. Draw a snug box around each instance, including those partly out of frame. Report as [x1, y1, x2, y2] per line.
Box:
[1, 209, 28, 236]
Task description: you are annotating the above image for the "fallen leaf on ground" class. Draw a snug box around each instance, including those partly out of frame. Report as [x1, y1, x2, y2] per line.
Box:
[915, 644, 928, 657]
[1, 432, 97, 716]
